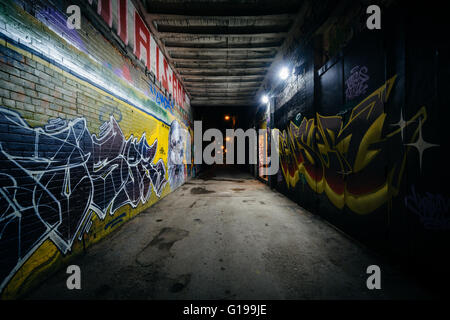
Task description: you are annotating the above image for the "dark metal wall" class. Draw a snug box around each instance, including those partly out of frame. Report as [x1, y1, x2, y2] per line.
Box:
[269, 5, 450, 294]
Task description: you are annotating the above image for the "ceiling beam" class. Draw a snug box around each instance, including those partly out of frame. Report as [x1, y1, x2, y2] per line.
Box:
[189, 89, 257, 94]
[182, 75, 265, 81]
[143, 1, 302, 16]
[190, 93, 255, 98]
[187, 89, 260, 94]
[191, 97, 253, 101]
[170, 57, 275, 63]
[178, 67, 268, 74]
[156, 25, 290, 35]
[158, 31, 288, 39]
[186, 82, 262, 88]
[183, 78, 264, 83]
[169, 49, 277, 57]
[166, 44, 282, 51]
[189, 93, 258, 98]
[189, 87, 258, 92]
[174, 62, 271, 69]
[187, 86, 260, 92]
[169, 52, 276, 60]
[187, 90, 260, 95]
[188, 81, 260, 85]
[148, 13, 297, 21]
[191, 100, 253, 106]
[180, 71, 267, 77]
[164, 39, 283, 47]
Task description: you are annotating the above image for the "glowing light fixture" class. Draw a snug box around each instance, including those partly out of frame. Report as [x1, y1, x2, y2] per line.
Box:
[279, 66, 289, 80]
[224, 115, 230, 120]
[225, 137, 231, 142]
[261, 94, 269, 104]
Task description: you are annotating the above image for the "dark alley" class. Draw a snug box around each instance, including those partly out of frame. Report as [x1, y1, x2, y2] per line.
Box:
[0, 0, 449, 312]
[25, 166, 432, 300]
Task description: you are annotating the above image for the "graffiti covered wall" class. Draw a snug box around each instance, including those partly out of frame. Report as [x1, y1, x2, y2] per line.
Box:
[279, 75, 430, 214]
[271, 10, 449, 274]
[0, 0, 193, 298]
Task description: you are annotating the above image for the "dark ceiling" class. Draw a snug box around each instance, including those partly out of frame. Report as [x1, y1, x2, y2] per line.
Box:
[136, 0, 305, 107]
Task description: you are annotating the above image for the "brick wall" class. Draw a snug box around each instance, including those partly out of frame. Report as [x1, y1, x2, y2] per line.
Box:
[0, 0, 193, 299]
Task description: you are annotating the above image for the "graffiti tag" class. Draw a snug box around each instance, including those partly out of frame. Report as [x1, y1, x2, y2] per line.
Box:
[345, 65, 369, 100]
[149, 83, 174, 113]
[0, 106, 168, 292]
[405, 185, 450, 230]
[278, 75, 431, 214]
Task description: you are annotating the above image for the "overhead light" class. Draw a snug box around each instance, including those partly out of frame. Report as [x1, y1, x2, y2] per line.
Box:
[279, 66, 289, 80]
[261, 94, 269, 104]
[224, 115, 230, 120]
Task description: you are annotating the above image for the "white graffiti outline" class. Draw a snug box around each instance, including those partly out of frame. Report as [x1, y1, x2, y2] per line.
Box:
[0, 106, 168, 293]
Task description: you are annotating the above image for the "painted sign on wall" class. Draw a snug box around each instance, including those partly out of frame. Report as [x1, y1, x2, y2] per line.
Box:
[94, 0, 188, 110]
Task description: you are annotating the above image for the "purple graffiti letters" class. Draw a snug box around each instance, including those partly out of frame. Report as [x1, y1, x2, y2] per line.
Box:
[345, 65, 369, 100]
[405, 185, 450, 230]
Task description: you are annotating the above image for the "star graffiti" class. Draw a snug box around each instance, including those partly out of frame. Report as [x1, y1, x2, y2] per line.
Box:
[391, 109, 407, 140]
[404, 117, 439, 172]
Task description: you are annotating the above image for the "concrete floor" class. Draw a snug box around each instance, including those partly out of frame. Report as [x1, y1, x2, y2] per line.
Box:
[26, 166, 433, 300]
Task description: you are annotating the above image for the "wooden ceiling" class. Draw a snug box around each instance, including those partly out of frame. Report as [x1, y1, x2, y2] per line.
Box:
[138, 0, 305, 107]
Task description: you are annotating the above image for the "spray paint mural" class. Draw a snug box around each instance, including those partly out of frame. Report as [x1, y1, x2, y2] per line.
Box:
[0, 0, 194, 299]
[0, 106, 191, 294]
[345, 65, 370, 100]
[167, 120, 189, 190]
[278, 75, 438, 214]
[404, 185, 450, 230]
